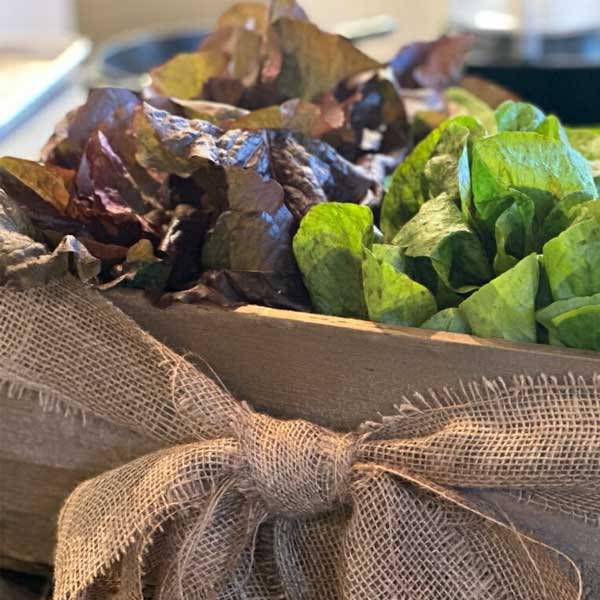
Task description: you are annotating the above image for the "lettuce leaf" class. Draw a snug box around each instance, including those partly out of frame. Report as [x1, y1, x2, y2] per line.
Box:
[150, 51, 230, 99]
[420, 307, 470, 333]
[460, 253, 540, 343]
[381, 115, 485, 241]
[272, 18, 381, 101]
[201, 168, 307, 309]
[495, 100, 545, 132]
[362, 247, 436, 326]
[392, 196, 492, 293]
[370, 243, 407, 273]
[542, 217, 600, 300]
[536, 294, 600, 351]
[422, 118, 485, 202]
[541, 193, 597, 243]
[471, 131, 596, 227]
[380, 126, 443, 241]
[293, 202, 373, 318]
[493, 189, 535, 274]
[535, 115, 569, 144]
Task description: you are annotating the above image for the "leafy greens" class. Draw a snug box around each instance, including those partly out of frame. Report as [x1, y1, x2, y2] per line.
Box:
[1, 0, 599, 354]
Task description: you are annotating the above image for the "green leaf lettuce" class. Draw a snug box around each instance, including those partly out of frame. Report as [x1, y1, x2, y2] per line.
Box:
[542, 217, 600, 301]
[362, 246, 436, 326]
[471, 131, 596, 226]
[392, 196, 492, 293]
[460, 253, 540, 343]
[421, 307, 471, 334]
[293, 202, 373, 318]
[536, 294, 600, 351]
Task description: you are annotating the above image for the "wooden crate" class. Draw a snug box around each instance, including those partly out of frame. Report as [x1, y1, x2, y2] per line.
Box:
[2, 290, 599, 592]
[110, 291, 600, 430]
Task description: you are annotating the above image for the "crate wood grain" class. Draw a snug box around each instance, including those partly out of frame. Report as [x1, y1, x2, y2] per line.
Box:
[110, 291, 600, 430]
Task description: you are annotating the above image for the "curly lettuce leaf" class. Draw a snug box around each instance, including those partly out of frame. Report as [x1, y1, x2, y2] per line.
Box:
[392, 196, 492, 293]
[293, 202, 373, 318]
[460, 253, 540, 343]
[362, 246, 436, 326]
[542, 217, 600, 301]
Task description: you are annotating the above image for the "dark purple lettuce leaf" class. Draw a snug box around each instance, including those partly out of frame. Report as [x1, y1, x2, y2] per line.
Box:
[0, 157, 157, 248]
[202, 76, 248, 106]
[267, 130, 328, 219]
[270, 18, 381, 101]
[77, 130, 148, 215]
[159, 203, 212, 290]
[42, 88, 168, 209]
[266, 129, 380, 219]
[297, 134, 379, 204]
[42, 88, 140, 167]
[201, 167, 309, 308]
[217, 129, 272, 177]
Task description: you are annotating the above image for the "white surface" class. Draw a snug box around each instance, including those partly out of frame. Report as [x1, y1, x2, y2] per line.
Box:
[0, 0, 75, 34]
[0, 37, 91, 141]
[0, 84, 86, 160]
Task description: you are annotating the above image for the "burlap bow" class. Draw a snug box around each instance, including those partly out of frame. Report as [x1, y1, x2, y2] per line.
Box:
[1, 277, 599, 599]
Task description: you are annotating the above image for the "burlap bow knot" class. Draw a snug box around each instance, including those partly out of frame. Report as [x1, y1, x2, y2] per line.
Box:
[1, 278, 599, 600]
[236, 412, 357, 516]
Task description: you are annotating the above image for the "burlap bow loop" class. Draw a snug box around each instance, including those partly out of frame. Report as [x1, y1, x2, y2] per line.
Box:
[1, 279, 599, 600]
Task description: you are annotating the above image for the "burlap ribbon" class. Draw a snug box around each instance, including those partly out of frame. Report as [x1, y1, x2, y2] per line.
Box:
[1, 277, 599, 599]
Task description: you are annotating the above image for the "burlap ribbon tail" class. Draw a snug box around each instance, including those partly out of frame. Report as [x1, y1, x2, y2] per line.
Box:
[1, 277, 599, 599]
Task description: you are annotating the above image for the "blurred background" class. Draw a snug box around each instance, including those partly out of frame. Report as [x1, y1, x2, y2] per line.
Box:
[1, 0, 599, 158]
